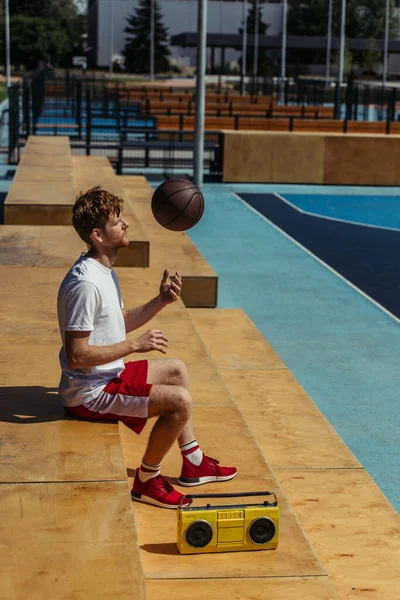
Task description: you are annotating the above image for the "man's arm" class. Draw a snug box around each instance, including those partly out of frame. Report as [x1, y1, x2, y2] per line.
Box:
[123, 296, 168, 334]
[65, 329, 168, 369]
[123, 269, 182, 334]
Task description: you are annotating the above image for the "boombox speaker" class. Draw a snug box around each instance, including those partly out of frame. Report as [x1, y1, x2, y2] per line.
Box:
[177, 491, 279, 554]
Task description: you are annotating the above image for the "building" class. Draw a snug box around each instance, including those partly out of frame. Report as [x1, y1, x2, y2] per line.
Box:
[88, 0, 283, 70]
[87, 1, 400, 75]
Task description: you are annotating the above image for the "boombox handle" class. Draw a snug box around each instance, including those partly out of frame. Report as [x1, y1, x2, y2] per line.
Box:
[180, 491, 278, 507]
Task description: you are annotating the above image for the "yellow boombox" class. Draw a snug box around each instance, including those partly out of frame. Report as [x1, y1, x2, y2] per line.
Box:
[177, 491, 280, 554]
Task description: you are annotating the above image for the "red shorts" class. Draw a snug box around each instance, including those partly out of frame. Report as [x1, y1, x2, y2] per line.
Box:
[65, 360, 152, 434]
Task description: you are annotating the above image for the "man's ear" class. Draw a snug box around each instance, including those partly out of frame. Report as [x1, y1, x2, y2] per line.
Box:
[91, 228, 103, 243]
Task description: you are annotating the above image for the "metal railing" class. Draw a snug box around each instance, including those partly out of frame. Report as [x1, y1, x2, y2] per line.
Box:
[8, 82, 20, 163]
[9, 68, 400, 171]
[116, 128, 222, 177]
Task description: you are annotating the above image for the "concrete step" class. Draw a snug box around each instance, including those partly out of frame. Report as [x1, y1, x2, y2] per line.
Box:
[115, 280, 339, 597]
[5, 136, 75, 225]
[1, 481, 146, 600]
[2, 146, 150, 267]
[72, 156, 149, 267]
[0, 224, 148, 268]
[120, 175, 218, 307]
[189, 307, 400, 600]
[0, 265, 147, 598]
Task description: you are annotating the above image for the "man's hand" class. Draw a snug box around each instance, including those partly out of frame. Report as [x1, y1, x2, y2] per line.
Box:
[159, 269, 182, 305]
[133, 329, 168, 354]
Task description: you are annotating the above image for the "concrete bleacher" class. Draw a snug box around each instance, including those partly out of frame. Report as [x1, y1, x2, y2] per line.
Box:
[72, 155, 149, 268]
[4, 136, 74, 225]
[117, 283, 339, 599]
[0, 265, 147, 599]
[120, 175, 218, 308]
[1, 134, 399, 599]
[221, 130, 400, 185]
[3, 138, 149, 268]
[2, 137, 217, 289]
[188, 309, 400, 599]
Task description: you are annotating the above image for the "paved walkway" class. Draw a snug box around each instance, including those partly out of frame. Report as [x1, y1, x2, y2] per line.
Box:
[183, 182, 400, 512]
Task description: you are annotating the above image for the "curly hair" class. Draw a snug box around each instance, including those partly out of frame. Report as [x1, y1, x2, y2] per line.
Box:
[72, 185, 124, 244]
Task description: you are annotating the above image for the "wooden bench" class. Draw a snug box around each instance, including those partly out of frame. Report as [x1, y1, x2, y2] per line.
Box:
[271, 105, 334, 117]
[346, 120, 388, 134]
[33, 122, 79, 134]
[124, 90, 275, 107]
[156, 115, 235, 130]
[237, 117, 290, 131]
[292, 118, 345, 133]
[155, 114, 400, 137]
[141, 99, 334, 120]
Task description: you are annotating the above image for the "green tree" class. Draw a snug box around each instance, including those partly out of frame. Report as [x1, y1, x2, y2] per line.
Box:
[0, 0, 84, 70]
[238, 1, 274, 75]
[1, 16, 72, 71]
[287, 1, 361, 38]
[331, 44, 355, 77]
[288, 0, 398, 39]
[123, 0, 170, 74]
[362, 37, 382, 74]
[358, 1, 398, 39]
[8, 0, 79, 20]
[287, 1, 398, 73]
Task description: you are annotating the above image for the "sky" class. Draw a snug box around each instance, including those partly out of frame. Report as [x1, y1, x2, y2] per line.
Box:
[75, 0, 87, 15]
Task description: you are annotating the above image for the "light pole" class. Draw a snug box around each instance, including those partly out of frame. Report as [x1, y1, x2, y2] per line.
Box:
[150, 0, 155, 81]
[326, 0, 333, 84]
[109, 0, 114, 75]
[280, 0, 288, 103]
[5, 0, 11, 87]
[241, 0, 248, 95]
[194, 0, 207, 187]
[336, 0, 346, 118]
[253, 0, 259, 80]
[383, 0, 390, 86]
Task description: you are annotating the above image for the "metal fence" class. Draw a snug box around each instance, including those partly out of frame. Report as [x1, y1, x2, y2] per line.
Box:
[8, 69, 223, 177]
[246, 75, 399, 119]
[7, 68, 400, 172]
[116, 129, 222, 177]
[0, 102, 10, 151]
[8, 81, 20, 163]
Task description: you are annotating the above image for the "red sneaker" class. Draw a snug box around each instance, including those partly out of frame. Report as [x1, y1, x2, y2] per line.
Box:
[131, 470, 191, 509]
[178, 454, 238, 487]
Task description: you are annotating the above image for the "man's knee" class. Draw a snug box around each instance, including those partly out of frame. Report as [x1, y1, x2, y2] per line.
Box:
[169, 358, 188, 387]
[171, 385, 192, 419]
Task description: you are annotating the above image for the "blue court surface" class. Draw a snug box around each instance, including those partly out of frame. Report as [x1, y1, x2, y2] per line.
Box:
[181, 183, 400, 512]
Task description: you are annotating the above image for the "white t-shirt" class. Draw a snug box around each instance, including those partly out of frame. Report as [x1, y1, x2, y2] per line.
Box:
[57, 254, 126, 407]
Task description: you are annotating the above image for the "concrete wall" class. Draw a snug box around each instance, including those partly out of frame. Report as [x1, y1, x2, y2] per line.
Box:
[222, 131, 400, 186]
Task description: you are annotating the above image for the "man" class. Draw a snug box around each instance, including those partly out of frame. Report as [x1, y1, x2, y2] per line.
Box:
[57, 186, 237, 509]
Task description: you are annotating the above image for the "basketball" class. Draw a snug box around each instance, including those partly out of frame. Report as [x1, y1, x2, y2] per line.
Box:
[151, 179, 204, 231]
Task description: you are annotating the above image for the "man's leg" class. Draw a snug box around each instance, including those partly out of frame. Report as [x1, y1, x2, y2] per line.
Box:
[146, 358, 237, 487]
[143, 383, 192, 465]
[132, 381, 193, 509]
[147, 358, 194, 444]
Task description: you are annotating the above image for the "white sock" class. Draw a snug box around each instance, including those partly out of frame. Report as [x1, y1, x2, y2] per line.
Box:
[180, 439, 203, 467]
[138, 459, 161, 482]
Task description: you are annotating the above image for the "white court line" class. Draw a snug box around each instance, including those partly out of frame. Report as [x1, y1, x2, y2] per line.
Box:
[231, 191, 400, 326]
[273, 191, 400, 233]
